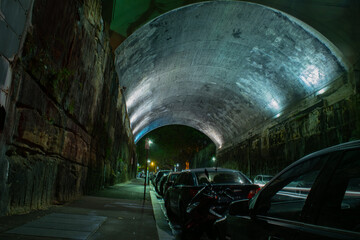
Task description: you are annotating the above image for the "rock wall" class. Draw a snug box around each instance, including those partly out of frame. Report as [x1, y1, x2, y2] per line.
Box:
[0, 0, 136, 216]
[191, 143, 216, 169]
[217, 70, 360, 179]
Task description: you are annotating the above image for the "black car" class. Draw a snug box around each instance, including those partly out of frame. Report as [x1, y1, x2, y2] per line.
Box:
[154, 170, 171, 191]
[162, 172, 181, 197]
[165, 168, 260, 223]
[215, 140, 360, 240]
[157, 172, 171, 195]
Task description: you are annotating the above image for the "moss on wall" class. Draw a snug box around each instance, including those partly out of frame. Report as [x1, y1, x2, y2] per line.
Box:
[1, 0, 136, 216]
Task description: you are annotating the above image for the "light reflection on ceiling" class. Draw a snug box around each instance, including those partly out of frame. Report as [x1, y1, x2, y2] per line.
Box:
[115, 1, 347, 149]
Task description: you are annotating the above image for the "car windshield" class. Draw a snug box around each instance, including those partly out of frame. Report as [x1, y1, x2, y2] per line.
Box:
[263, 176, 273, 181]
[170, 174, 179, 181]
[195, 171, 250, 185]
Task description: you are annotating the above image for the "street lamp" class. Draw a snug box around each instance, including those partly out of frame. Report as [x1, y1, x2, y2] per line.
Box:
[174, 163, 180, 171]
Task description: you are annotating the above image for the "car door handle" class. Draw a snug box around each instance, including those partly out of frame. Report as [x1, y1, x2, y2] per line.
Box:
[268, 236, 282, 240]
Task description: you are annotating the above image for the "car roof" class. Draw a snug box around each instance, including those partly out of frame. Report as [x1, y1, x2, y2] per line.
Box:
[276, 140, 360, 177]
[181, 167, 240, 173]
[299, 140, 359, 161]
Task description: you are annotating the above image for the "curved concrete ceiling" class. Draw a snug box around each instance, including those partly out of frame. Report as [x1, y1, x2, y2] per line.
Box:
[115, 1, 347, 148]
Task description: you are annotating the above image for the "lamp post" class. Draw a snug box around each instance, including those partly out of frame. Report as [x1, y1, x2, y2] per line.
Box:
[143, 138, 152, 200]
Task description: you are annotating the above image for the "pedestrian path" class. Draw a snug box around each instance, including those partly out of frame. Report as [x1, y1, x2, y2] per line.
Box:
[0, 178, 159, 240]
[5, 213, 106, 240]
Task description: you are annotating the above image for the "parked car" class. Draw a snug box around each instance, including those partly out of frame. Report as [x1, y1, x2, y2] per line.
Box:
[162, 172, 181, 197]
[165, 168, 260, 224]
[154, 170, 171, 190]
[253, 174, 274, 187]
[157, 172, 171, 195]
[215, 140, 360, 240]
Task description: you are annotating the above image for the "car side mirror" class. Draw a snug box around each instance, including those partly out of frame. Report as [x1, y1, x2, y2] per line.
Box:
[229, 199, 250, 216]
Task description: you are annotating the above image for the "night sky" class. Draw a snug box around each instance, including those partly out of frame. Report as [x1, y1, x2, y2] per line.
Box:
[136, 125, 213, 171]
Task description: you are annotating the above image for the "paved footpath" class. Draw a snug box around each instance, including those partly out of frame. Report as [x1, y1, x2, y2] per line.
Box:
[0, 178, 159, 240]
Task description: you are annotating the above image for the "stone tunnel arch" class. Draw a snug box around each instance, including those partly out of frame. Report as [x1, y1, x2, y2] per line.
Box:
[115, 1, 349, 150]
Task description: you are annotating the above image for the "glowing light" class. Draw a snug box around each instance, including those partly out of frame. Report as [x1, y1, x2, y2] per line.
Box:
[316, 87, 327, 95]
[212, 157, 216, 162]
[275, 113, 281, 118]
[132, 117, 151, 137]
[300, 65, 324, 87]
[206, 127, 223, 148]
[269, 99, 280, 110]
[126, 81, 151, 110]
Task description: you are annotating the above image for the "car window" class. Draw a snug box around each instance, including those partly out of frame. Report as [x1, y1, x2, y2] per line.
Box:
[174, 173, 186, 185]
[174, 173, 194, 186]
[263, 176, 273, 181]
[255, 155, 328, 221]
[170, 173, 179, 181]
[195, 171, 251, 185]
[316, 149, 360, 232]
[183, 173, 194, 185]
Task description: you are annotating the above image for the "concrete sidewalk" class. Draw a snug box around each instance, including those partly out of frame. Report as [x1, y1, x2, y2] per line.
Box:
[0, 178, 159, 240]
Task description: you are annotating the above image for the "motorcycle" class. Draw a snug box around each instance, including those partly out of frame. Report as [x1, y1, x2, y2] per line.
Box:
[182, 178, 236, 239]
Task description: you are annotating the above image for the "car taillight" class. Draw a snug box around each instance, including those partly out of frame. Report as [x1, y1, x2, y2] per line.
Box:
[247, 187, 260, 199]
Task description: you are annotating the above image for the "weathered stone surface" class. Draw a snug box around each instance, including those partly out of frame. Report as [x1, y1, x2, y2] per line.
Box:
[115, 1, 348, 147]
[15, 108, 64, 154]
[217, 77, 360, 178]
[1, 0, 136, 216]
[7, 154, 58, 214]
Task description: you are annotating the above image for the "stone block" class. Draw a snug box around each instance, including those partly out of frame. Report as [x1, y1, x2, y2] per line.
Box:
[55, 161, 86, 202]
[61, 130, 90, 166]
[15, 108, 64, 155]
[7, 154, 58, 214]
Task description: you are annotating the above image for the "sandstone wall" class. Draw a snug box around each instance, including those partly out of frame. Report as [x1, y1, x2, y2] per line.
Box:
[217, 69, 360, 179]
[0, 0, 136, 216]
[191, 144, 216, 169]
